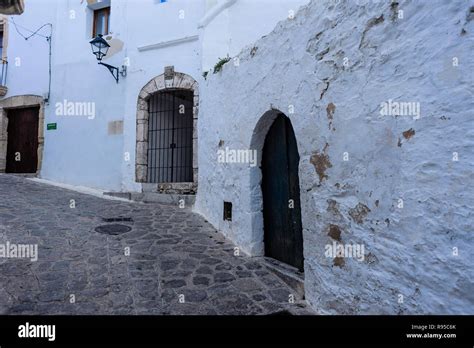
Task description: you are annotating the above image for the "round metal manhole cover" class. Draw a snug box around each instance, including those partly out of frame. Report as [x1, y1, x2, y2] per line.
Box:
[94, 224, 132, 235]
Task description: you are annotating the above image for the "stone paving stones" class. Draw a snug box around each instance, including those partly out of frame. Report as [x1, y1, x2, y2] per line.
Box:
[0, 174, 313, 315]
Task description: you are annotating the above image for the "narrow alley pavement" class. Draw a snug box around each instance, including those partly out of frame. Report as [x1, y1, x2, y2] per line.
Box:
[0, 174, 312, 315]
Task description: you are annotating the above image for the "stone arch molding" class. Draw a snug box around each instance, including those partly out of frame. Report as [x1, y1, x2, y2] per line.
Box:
[0, 95, 45, 174]
[248, 109, 283, 256]
[135, 67, 199, 193]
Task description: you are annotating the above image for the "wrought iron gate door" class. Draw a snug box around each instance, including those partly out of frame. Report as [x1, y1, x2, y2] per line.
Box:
[147, 90, 193, 183]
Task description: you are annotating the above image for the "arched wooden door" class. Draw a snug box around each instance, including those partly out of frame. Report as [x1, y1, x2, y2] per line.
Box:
[261, 113, 304, 271]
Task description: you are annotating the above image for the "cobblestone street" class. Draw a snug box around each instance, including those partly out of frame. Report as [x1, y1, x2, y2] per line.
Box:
[0, 174, 312, 315]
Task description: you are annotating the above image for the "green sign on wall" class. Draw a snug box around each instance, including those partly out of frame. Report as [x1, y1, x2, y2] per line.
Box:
[47, 123, 57, 130]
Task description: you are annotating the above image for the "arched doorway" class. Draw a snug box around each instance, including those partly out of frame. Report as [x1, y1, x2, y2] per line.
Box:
[135, 67, 198, 193]
[146, 89, 194, 183]
[261, 113, 303, 271]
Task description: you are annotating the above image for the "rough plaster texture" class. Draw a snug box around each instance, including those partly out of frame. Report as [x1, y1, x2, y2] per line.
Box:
[195, 0, 474, 314]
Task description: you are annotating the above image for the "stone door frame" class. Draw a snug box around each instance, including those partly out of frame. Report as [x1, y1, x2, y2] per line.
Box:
[0, 95, 45, 174]
[135, 67, 198, 193]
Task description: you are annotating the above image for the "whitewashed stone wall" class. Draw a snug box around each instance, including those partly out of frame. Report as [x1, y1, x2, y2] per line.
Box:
[195, 0, 474, 314]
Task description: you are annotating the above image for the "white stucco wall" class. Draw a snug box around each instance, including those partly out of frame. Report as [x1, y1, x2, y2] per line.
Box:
[4, 0, 473, 315]
[120, 0, 205, 192]
[6, 0, 206, 191]
[5, 0, 312, 192]
[195, 0, 474, 314]
[2, 0, 55, 98]
[39, 0, 127, 190]
[200, 0, 310, 72]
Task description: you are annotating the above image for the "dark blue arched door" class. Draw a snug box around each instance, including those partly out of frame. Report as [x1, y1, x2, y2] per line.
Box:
[261, 113, 304, 271]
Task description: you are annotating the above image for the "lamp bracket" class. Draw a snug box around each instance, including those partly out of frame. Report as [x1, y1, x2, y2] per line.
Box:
[98, 62, 126, 83]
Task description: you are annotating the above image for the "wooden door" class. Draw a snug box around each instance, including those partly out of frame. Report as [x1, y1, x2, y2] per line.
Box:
[261, 114, 304, 271]
[6, 107, 39, 173]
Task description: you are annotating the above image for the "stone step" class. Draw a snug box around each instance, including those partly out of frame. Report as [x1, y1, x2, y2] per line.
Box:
[133, 192, 196, 206]
[6, 173, 37, 178]
[262, 257, 305, 300]
[103, 192, 132, 200]
[104, 191, 196, 207]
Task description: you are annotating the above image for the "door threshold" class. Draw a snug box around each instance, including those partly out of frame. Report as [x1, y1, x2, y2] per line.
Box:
[262, 256, 305, 300]
[5, 173, 38, 178]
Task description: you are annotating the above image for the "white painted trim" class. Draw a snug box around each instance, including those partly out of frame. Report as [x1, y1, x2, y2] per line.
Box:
[27, 177, 136, 203]
[137, 35, 199, 52]
[198, 0, 238, 28]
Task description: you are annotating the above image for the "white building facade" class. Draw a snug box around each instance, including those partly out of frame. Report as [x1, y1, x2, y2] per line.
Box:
[0, 0, 308, 191]
[1, 0, 472, 315]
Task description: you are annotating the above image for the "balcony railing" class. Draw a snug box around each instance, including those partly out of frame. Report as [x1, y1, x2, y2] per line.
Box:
[0, 59, 7, 96]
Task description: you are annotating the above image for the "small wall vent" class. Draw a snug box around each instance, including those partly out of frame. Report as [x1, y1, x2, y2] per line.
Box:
[223, 202, 232, 221]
